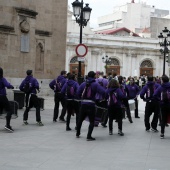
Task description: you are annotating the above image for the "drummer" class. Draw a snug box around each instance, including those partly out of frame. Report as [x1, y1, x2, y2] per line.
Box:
[105, 79, 127, 136]
[95, 71, 108, 127]
[0, 67, 14, 132]
[140, 76, 160, 132]
[76, 71, 105, 141]
[125, 78, 140, 118]
[118, 76, 133, 123]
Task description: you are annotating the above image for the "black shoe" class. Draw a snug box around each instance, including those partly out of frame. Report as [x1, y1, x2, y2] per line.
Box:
[5, 125, 14, 132]
[66, 127, 72, 131]
[109, 131, 113, 135]
[76, 132, 80, 138]
[53, 119, 57, 122]
[166, 123, 169, 127]
[118, 130, 124, 136]
[160, 133, 164, 139]
[158, 123, 161, 126]
[146, 128, 150, 132]
[59, 118, 66, 122]
[36, 121, 44, 126]
[101, 123, 107, 128]
[87, 137, 96, 141]
[151, 128, 159, 132]
[23, 121, 29, 125]
[135, 116, 140, 118]
[129, 119, 133, 123]
[94, 124, 99, 127]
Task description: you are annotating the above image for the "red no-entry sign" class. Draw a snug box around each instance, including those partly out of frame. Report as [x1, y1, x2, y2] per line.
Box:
[75, 44, 88, 57]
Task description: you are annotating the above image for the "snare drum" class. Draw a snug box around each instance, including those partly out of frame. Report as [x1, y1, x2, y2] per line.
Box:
[128, 99, 136, 111]
[38, 97, 45, 111]
[0, 101, 19, 119]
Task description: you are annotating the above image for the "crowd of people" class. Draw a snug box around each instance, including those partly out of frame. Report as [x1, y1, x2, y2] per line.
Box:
[0, 67, 170, 141]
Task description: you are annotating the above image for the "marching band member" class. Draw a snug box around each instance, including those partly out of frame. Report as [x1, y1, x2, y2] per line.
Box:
[0, 67, 14, 132]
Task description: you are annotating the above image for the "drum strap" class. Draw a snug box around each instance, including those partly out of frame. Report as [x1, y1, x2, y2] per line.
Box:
[26, 94, 32, 107]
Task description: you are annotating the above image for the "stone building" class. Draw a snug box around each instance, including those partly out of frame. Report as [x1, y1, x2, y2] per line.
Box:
[0, 0, 67, 79]
[66, 33, 167, 77]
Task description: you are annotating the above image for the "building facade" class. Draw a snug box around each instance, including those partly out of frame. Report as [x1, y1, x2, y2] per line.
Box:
[66, 33, 168, 77]
[0, 0, 67, 79]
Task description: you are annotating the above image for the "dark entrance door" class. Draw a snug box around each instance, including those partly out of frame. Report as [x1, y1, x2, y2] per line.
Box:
[140, 60, 153, 76]
[140, 68, 153, 76]
[107, 66, 120, 76]
[70, 63, 85, 76]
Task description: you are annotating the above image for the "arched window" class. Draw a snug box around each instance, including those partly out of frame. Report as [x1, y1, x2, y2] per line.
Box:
[70, 56, 85, 76]
[70, 56, 78, 63]
[140, 60, 153, 68]
[35, 42, 44, 71]
[70, 56, 84, 63]
[108, 58, 120, 66]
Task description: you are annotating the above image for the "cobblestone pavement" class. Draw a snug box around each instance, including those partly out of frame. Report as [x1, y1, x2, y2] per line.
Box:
[0, 96, 170, 170]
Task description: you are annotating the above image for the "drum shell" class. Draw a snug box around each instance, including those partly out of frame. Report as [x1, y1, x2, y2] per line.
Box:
[0, 101, 19, 119]
[38, 97, 44, 111]
[128, 99, 136, 111]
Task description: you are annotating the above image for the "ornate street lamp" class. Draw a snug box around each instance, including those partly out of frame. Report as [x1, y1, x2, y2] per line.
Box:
[158, 27, 170, 75]
[72, 0, 92, 83]
[102, 55, 111, 75]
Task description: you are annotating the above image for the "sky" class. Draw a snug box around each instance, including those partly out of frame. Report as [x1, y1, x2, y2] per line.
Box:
[68, 0, 170, 28]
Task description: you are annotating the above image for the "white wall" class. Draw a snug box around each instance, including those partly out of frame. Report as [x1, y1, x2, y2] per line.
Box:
[66, 34, 169, 77]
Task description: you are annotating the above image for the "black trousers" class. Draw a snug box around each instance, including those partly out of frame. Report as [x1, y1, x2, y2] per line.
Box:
[66, 100, 80, 128]
[144, 101, 159, 130]
[134, 98, 139, 117]
[77, 104, 95, 138]
[53, 92, 66, 120]
[0, 95, 11, 126]
[108, 107, 123, 131]
[23, 94, 41, 122]
[123, 98, 132, 120]
[102, 110, 108, 125]
[160, 104, 170, 134]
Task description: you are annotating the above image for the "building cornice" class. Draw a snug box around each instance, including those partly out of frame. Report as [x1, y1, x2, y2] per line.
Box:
[67, 33, 160, 51]
[0, 25, 14, 32]
[15, 7, 38, 19]
[35, 30, 52, 37]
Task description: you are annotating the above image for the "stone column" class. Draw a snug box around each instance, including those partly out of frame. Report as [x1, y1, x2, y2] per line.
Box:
[124, 52, 132, 77]
[131, 54, 137, 76]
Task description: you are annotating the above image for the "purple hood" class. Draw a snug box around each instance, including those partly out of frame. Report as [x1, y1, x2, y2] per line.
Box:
[19, 75, 39, 94]
[153, 82, 170, 105]
[77, 78, 105, 104]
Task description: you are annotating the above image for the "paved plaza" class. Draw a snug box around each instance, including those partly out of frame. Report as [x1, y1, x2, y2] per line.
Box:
[0, 96, 170, 170]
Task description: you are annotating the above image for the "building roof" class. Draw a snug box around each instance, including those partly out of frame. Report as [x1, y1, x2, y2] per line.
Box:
[95, 27, 140, 37]
[141, 27, 150, 33]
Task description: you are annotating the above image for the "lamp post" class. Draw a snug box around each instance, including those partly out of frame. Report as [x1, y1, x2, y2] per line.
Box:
[102, 55, 111, 75]
[158, 27, 170, 75]
[72, 0, 92, 83]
